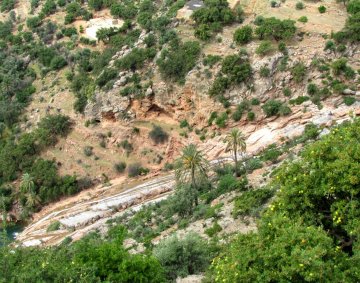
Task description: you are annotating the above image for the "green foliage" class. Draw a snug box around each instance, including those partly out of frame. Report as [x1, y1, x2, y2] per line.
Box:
[233, 187, 274, 217]
[343, 96, 356, 106]
[347, 0, 360, 14]
[128, 163, 149, 177]
[110, 1, 138, 19]
[262, 99, 291, 117]
[291, 62, 307, 83]
[116, 48, 155, 71]
[149, 125, 169, 144]
[153, 232, 211, 280]
[295, 1, 304, 9]
[255, 40, 273, 56]
[1, 0, 16, 12]
[114, 162, 127, 173]
[47, 221, 60, 232]
[215, 112, 228, 128]
[259, 66, 270, 77]
[255, 17, 296, 40]
[0, 227, 165, 282]
[41, 0, 57, 16]
[89, 0, 103, 11]
[203, 55, 222, 67]
[191, 0, 238, 38]
[220, 54, 252, 84]
[233, 25, 253, 44]
[318, 5, 326, 13]
[298, 16, 308, 23]
[157, 40, 201, 83]
[205, 222, 222, 237]
[26, 16, 42, 29]
[260, 143, 282, 163]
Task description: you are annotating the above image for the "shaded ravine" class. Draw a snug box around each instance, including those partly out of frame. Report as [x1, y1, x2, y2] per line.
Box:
[16, 102, 360, 246]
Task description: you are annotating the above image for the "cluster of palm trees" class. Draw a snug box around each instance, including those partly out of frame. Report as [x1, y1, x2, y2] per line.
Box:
[175, 128, 246, 206]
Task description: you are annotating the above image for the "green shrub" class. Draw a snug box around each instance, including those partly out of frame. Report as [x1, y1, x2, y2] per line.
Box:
[260, 143, 282, 163]
[307, 83, 318, 96]
[295, 2, 304, 9]
[262, 99, 282, 117]
[47, 221, 61, 232]
[298, 16, 308, 23]
[149, 125, 169, 144]
[83, 146, 93, 156]
[205, 222, 222, 237]
[203, 55, 222, 67]
[260, 66, 271, 77]
[247, 111, 256, 121]
[157, 40, 201, 83]
[128, 163, 149, 177]
[318, 5, 326, 13]
[215, 112, 228, 128]
[256, 41, 273, 56]
[255, 17, 296, 40]
[233, 188, 274, 217]
[343, 96, 356, 106]
[153, 233, 211, 280]
[291, 62, 307, 83]
[234, 25, 253, 44]
[245, 157, 263, 172]
[283, 87, 291, 97]
[114, 162, 127, 173]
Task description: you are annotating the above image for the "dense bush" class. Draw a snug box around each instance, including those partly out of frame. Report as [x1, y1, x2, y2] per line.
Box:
[256, 40, 273, 56]
[191, 0, 240, 38]
[233, 187, 274, 217]
[153, 233, 211, 280]
[318, 5, 326, 13]
[255, 17, 296, 40]
[157, 40, 201, 83]
[128, 163, 149, 177]
[114, 162, 127, 173]
[149, 125, 169, 144]
[262, 99, 291, 117]
[291, 62, 307, 83]
[233, 25, 253, 44]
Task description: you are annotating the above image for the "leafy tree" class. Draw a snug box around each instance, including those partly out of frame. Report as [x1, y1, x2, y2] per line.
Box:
[221, 54, 252, 84]
[157, 40, 201, 83]
[255, 40, 273, 56]
[224, 129, 246, 176]
[89, 0, 103, 11]
[153, 233, 211, 280]
[175, 144, 209, 206]
[255, 17, 296, 40]
[233, 25, 253, 44]
[149, 125, 169, 144]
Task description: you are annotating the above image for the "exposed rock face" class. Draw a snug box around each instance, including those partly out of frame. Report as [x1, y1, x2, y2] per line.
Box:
[84, 89, 131, 121]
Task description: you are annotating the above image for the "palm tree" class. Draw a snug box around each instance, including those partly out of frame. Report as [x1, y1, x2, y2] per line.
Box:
[20, 173, 35, 194]
[175, 144, 209, 206]
[224, 129, 246, 177]
[25, 192, 41, 209]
